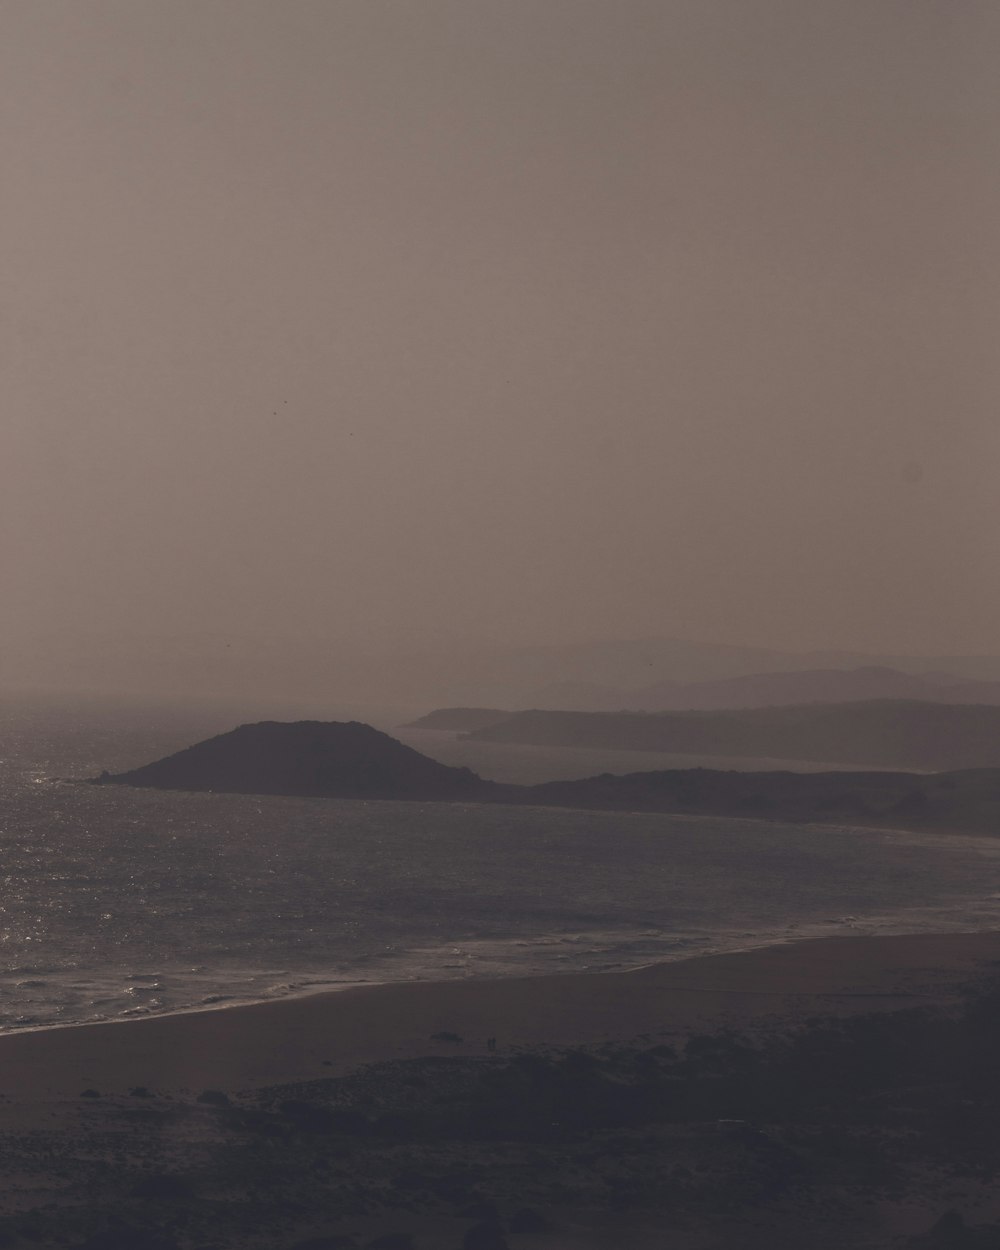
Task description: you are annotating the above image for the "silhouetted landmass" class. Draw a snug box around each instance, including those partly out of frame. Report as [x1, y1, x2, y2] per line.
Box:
[95, 720, 504, 802]
[402, 707, 512, 732]
[530, 664, 1000, 712]
[94, 719, 1000, 835]
[527, 765, 1000, 834]
[408, 668, 993, 729]
[467, 699, 1000, 771]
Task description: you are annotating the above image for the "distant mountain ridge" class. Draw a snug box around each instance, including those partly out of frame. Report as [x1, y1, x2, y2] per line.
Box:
[525, 665, 1000, 713]
[94, 718, 1000, 836]
[18, 631, 1000, 708]
[464, 700, 1000, 772]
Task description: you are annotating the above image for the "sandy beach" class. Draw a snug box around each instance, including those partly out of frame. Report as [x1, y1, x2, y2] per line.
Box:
[2, 928, 998, 1100]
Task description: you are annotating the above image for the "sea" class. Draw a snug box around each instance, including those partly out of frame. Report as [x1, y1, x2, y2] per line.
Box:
[3, 692, 1000, 1034]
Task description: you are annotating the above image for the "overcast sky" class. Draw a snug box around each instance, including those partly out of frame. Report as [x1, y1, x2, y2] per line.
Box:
[4, 0, 999, 666]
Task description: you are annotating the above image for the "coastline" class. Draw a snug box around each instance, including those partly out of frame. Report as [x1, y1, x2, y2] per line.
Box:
[2, 928, 1000, 1247]
[3, 927, 999, 1101]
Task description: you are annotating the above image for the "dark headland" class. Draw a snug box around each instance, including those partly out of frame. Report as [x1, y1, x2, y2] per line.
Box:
[95, 718, 1000, 835]
[95, 719, 507, 802]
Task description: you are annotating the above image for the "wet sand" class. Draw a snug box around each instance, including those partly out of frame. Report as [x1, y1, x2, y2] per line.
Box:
[3, 928, 999, 1100]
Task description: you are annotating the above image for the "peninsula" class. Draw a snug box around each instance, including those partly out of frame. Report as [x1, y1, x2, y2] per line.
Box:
[95, 719, 1000, 835]
[461, 699, 1000, 772]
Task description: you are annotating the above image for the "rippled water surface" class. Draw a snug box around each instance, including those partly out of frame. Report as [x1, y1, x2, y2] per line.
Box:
[2, 696, 1000, 1032]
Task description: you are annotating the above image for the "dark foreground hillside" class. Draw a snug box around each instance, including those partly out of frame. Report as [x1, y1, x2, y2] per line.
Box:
[467, 700, 1000, 772]
[6, 966, 1000, 1248]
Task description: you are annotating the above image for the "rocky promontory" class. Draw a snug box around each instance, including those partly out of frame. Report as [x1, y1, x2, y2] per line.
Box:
[95, 720, 510, 802]
[92, 719, 1000, 835]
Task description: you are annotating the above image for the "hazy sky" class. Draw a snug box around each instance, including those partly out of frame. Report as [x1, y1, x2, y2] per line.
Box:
[4, 0, 999, 666]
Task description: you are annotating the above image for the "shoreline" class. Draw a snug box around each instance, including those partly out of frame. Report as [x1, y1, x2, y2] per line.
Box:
[0, 899, 989, 1045]
[2, 926, 999, 1101]
[3, 927, 1000, 1247]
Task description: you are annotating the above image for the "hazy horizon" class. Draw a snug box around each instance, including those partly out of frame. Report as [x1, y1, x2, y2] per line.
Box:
[5, 1, 1000, 698]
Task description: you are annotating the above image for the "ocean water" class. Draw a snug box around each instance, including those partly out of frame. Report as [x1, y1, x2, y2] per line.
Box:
[2, 696, 1000, 1033]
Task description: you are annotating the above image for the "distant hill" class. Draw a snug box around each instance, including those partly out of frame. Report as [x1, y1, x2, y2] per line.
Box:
[525, 766, 1000, 835]
[526, 665, 1000, 713]
[95, 720, 503, 801]
[16, 630, 1000, 709]
[466, 701, 1000, 772]
[92, 719, 1000, 836]
[402, 707, 512, 732]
